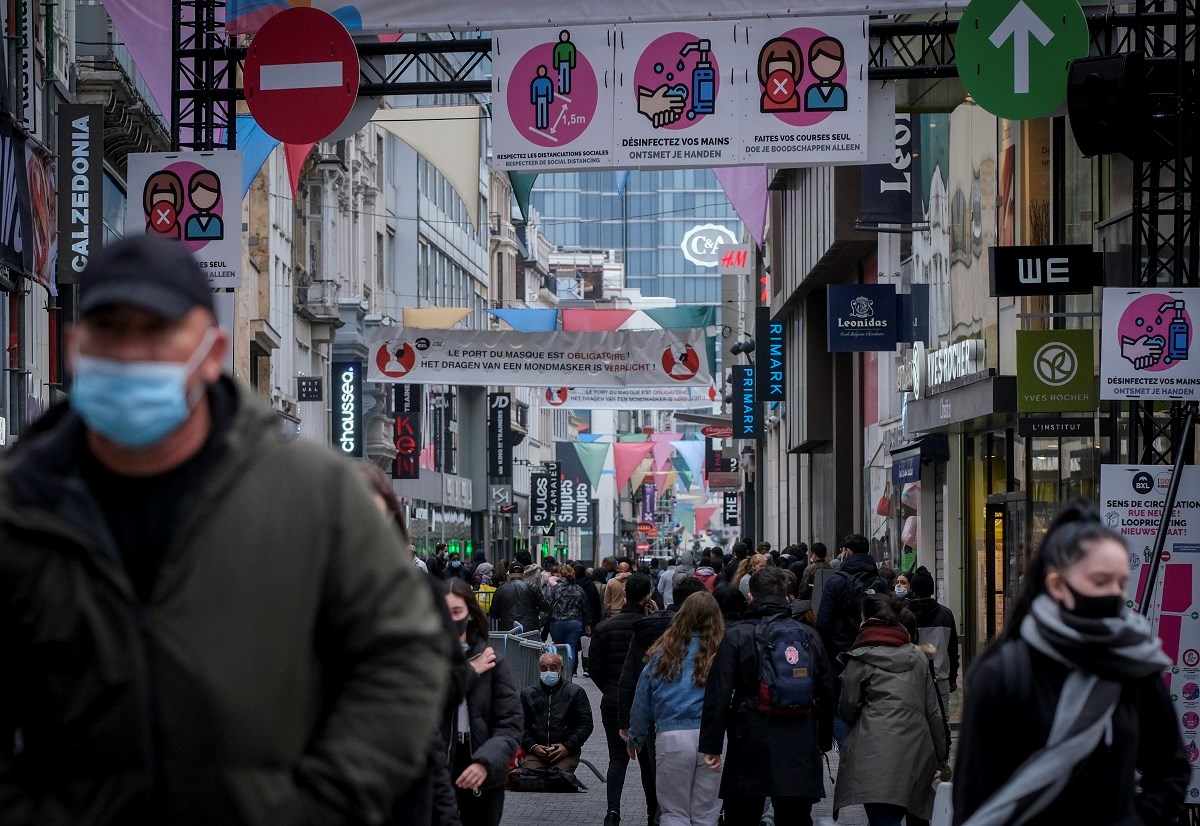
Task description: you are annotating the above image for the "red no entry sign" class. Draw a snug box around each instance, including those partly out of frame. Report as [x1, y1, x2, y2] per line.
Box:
[243, 7, 360, 144]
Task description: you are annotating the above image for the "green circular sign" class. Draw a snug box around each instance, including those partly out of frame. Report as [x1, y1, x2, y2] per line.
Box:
[956, 0, 1090, 120]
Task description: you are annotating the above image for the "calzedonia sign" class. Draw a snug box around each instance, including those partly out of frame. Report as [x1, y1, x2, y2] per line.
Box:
[332, 361, 363, 458]
[57, 104, 104, 285]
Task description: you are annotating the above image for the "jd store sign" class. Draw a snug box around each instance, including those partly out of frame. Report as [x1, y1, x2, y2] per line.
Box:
[1017, 329, 1096, 412]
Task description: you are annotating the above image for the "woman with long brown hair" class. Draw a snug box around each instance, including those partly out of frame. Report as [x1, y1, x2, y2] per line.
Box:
[628, 592, 725, 826]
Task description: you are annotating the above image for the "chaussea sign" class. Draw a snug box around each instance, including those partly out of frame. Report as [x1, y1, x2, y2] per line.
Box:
[332, 360, 363, 458]
[368, 327, 713, 388]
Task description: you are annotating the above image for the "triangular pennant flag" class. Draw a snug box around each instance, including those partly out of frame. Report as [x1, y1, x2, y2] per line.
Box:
[489, 308, 558, 332]
[618, 433, 650, 442]
[715, 166, 769, 249]
[643, 306, 717, 330]
[562, 308, 637, 332]
[660, 470, 677, 490]
[286, 143, 316, 197]
[401, 308, 474, 328]
[509, 172, 539, 220]
[237, 115, 281, 201]
[615, 170, 630, 197]
[650, 432, 681, 442]
[695, 506, 719, 530]
[630, 458, 653, 492]
[674, 440, 706, 484]
[676, 503, 695, 534]
[103, 0, 172, 124]
[616, 310, 656, 330]
[672, 455, 694, 491]
[652, 441, 676, 472]
[615, 442, 655, 491]
[574, 442, 610, 491]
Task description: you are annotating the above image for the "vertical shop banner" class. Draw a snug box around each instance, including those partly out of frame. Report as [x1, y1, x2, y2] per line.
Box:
[755, 306, 785, 401]
[57, 104, 104, 285]
[488, 392, 512, 479]
[16, 0, 33, 132]
[859, 113, 920, 225]
[614, 23, 738, 168]
[1016, 329, 1095, 413]
[492, 26, 615, 171]
[739, 16, 869, 166]
[125, 151, 243, 288]
[827, 283, 898, 352]
[555, 441, 595, 528]
[642, 482, 657, 521]
[393, 384, 422, 480]
[1102, 464, 1200, 799]
[723, 491, 740, 527]
[1101, 288, 1200, 400]
[732, 365, 762, 439]
[530, 472, 555, 526]
[0, 116, 30, 276]
[24, 144, 55, 294]
[332, 361, 363, 458]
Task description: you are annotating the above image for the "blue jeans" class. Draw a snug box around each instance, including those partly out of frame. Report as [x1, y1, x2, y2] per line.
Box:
[549, 619, 583, 668]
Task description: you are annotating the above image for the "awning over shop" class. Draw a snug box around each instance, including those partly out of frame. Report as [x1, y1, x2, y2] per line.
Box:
[890, 434, 949, 485]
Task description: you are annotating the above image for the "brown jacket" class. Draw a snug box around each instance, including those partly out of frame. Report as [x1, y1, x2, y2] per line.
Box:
[602, 571, 633, 618]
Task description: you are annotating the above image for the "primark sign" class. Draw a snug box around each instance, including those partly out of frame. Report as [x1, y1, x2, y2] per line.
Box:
[910, 339, 987, 399]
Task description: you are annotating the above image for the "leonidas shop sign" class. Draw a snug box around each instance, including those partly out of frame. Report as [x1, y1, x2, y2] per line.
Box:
[908, 339, 987, 399]
[1016, 329, 1095, 412]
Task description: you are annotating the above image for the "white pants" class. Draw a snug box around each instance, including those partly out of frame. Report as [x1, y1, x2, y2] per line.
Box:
[655, 728, 723, 826]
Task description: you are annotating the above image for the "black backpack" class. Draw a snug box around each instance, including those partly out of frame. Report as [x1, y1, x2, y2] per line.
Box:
[754, 615, 817, 715]
[832, 569, 887, 645]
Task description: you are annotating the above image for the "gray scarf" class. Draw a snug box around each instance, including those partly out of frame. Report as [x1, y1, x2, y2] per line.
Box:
[961, 595, 1170, 826]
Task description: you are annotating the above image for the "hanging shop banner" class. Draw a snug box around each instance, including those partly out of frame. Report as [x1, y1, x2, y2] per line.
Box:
[492, 26, 615, 171]
[125, 151, 243, 288]
[827, 283, 898, 352]
[1101, 288, 1200, 401]
[859, 113, 920, 226]
[57, 104, 104, 286]
[1102, 463, 1200, 799]
[368, 326, 713, 388]
[0, 117, 30, 276]
[755, 306, 785, 402]
[1016, 329, 1096, 413]
[488, 392, 513, 480]
[991, 244, 1103, 297]
[25, 144, 56, 295]
[738, 16, 869, 166]
[540, 384, 716, 410]
[556, 440, 595, 528]
[332, 361, 363, 458]
[530, 472, 556, 527]
[722, 491, 740, 527]
[393, 383, 422, 480]
[732, 365, 762, 439]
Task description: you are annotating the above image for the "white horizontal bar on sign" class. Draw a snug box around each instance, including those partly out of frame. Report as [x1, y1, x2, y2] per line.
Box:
[260, 61, 343, 91]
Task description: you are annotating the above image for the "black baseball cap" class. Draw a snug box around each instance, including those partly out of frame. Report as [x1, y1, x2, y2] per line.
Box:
[79, 235, 215, 321]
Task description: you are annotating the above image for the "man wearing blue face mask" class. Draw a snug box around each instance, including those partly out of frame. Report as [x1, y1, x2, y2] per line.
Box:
[519, 652, 594, 774]
[0, 235, 449, 824]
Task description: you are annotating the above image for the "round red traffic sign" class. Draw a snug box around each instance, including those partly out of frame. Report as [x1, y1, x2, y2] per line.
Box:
[701, 424, 734, 438]
[244, 7, 359, 144]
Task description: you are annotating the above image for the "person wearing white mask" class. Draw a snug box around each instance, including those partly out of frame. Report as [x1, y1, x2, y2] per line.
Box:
[519, 653, 594, 774]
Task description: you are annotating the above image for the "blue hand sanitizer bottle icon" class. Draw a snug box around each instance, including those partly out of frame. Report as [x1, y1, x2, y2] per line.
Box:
[680, 40, 715, 116]
[1161, 300, 1191, 362]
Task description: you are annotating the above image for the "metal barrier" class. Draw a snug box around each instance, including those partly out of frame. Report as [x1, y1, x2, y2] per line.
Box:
[488, 629, 575, 688]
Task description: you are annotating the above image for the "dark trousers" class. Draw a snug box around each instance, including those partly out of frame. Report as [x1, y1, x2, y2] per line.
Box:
[455, 786, 504, 826]
[723, 796, 815, 826]
[603, 715, 656, 814]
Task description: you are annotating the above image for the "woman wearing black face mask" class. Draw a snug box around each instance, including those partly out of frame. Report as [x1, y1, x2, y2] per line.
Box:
[953, 503, 1188, 826]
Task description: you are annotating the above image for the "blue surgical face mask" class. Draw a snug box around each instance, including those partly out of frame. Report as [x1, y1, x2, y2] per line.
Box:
[540, 670, 561, 687]
[450, 561, 462, 568]
[895, 586, 909, 597]
[71, 329, 217, 450]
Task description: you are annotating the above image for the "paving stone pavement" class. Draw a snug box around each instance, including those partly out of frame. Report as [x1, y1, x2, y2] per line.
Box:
[500, 671, 876, 826]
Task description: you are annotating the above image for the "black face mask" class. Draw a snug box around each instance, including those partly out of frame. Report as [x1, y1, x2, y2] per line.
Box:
[1064, 583, 1125, 620]
[454, 617, 470, 639]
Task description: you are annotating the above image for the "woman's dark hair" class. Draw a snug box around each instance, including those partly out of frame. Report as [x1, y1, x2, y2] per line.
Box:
[861, 593, 906, 626]
[713, 582, 747, 617]
[357, 460, 410, 546]
[995, 502, 1127, 647]
[444, 577, 489, 643]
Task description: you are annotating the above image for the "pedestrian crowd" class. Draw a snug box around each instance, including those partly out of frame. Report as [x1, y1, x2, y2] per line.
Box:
[0, 236, 1188, 825]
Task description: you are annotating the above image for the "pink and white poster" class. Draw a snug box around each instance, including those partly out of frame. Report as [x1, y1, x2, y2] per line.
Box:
[1101, 288, 1200, 401]
[1102, 464, 1200, 797]
[492, 26, 614, 171]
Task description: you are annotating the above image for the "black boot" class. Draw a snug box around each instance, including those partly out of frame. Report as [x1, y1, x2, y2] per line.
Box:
[603, 812, 620, 826]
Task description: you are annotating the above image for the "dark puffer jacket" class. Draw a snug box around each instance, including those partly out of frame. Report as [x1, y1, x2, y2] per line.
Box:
[545, 581, 591, 624]
[588, 604, 648, 716]
[519, 681, 594, 755]
[490, 578, 541, 632]
[461, 638, 522, 789]
[815, 552, 881, 664]
[616, 608, 677, 728]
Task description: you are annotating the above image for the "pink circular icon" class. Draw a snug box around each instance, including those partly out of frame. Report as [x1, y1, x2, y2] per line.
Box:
[632, 31, 721, 131]
[508, 31, 598, 148]
[1117, 293, 1192, 372]
[757, 28, 848, 127]
[1185, 649, 1200, 668]
[142, 160, 225, 254]
[1185, 712, 1199, 730]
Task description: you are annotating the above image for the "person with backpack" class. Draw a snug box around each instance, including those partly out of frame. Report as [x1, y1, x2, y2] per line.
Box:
[833, 595, 948, 826]
[699, 567, 835, 826]
[628, 592, 725, 826]
[954, 505, 1187, 826]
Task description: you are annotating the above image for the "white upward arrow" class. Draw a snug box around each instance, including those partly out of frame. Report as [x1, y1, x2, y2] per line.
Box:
[989, 0, 1055, 95]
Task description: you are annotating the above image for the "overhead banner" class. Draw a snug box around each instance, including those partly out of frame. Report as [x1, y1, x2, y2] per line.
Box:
[991, 244, 1103, 297]
[489, 392, 513, 480]
[1101, 288, 1200, 401]
[332, 361, 363, 459]
[493, 17, 869, 170]
[732, 365, 762, 439]
[859, 113, 920, 226]
[1102, 464, 1200, 800]
[368, 326, 713, 388]
[539, 384, 715, 410]
[1016, 329, 1096, 413]
[57, 104, 104, 286]
[531, 472, 556, 527]
[125, 151, 243, 288]
[827, 283, 898, 352]
[755, 306, 785, 402]
[393, 384, 422, 480]
[227, 0, 959, 36]
[556, 440, 595, 528]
